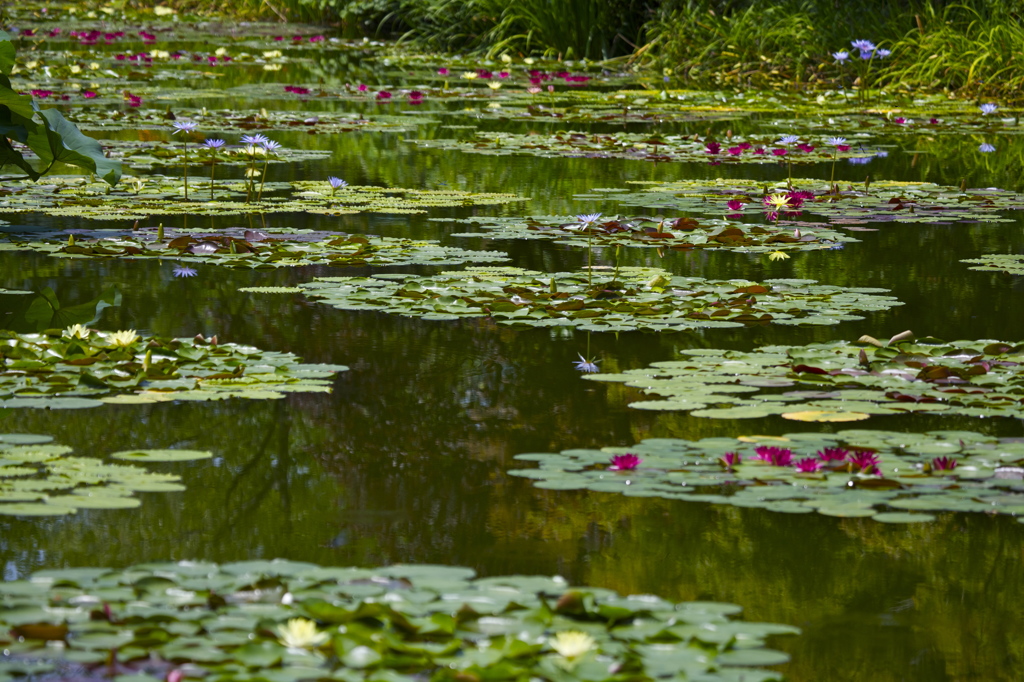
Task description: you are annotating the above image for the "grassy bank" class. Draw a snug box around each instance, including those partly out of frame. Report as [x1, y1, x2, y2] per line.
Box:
[132, 0, 1024, 99]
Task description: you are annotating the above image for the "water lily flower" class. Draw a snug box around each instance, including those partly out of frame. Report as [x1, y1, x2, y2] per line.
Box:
[771, 148, 787, 156]
[979, 143, 996, 153]
[240, 133, 269, 146]
[173, 265, 198, 278]
[979, 103, 998, 115]
[778, 135, 800, 145]
[357, 84, 368, 92]
[827, 136, 850, 151]
[527, 86, 542, 94]
[608, 454, 642, 471]
[438, 67, 449, 75]
[573, 354, 599, 373]
[550, 631, 596, 659]
[275, 618, 329, 649]
[876, 48, 891, 58]
[795, 457, 822, 473]
[376, 90, 392, 100]
[720, 452, 742, 469]
[764, 194, 791, 210]
[82, 91, 98, 98]
[172, 121, 197, 135]
[63, 324, 90, 340]
[796, 143, 815, 153]
[107, 330, 139, 347]
[849, 450, 881, 473]
[768, 250, 790, 261]
[328, 176, 348, 196]
[488, 81, 502, 90]
[850, 39, 876, 52]
[832, 50, 849, 63]
[461, 71, 478, 80]
[705, 141, 721, 154]
[203, 139, 225, 149]
[753, 445, 792, 466]
[817, 446, 849, 461]
[727, 146, 743, 156]
[931, 456, 958, 472]
[575, 213, 602, 225]
[726, 199, 745, 211]
[260, 139, 282, 152]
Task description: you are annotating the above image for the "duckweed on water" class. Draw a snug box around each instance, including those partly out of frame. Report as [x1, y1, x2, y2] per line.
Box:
[293, 267, 901, 331]
[510, 429, 1024, 522]
[0, 559, 797, 681]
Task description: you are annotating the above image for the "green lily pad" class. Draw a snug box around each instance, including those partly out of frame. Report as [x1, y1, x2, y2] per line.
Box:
[108, 449, 213, 463]
[587, 335, 1024, 420]
[295, 266, 901, 332]
[509, 429, 1024, 522]
[0, 559, 799, 682]
[0, 329, 347, 408]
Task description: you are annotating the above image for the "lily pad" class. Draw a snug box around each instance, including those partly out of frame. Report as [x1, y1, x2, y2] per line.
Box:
[0, 329, 347, 408]
[0, 436, 195, 514]
[0, 560, 798, 682]
[588, 335, 1024, 420]
[510, 429, 1024, 522]
[108, 449, 213, 463]
[295, 266, 901, 332]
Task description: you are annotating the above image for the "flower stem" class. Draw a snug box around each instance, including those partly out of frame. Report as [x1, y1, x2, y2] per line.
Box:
[182, 141, 189, 200]
[257, 159, 269, 202]
[209, 158, 216, 200]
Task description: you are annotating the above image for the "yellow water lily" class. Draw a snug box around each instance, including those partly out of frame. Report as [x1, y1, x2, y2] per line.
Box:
[107, 330, 139, 347]
[488, 81, 502, 90]
[461, 71, 479, 80]
[549, 631, 596, 659]
[764, 193, 791, 210]
[276, 618, 329, 649]
[768, 251, 790, 261]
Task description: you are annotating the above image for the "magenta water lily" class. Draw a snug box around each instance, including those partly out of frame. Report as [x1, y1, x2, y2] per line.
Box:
[608, 454, 642, 471]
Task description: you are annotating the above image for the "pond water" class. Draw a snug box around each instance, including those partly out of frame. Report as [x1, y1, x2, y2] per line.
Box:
[2, 21, 1024, 682]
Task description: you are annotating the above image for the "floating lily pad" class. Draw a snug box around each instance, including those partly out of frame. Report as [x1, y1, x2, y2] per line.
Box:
[0, 329, 347, 408]
[587, 335, 1024, 420]
[509, 429, 1024, 522]
[961, 254, 1024, 276]
[0, 437, 192, 515]
[294, 266, 901, 331]
[0, 176, 525, 221]
[444, 213, 855, 252]
[0, 232, 508, 270]
[613, 178, 1024, 228]
[0, 560, 798, 682]
[108, 449, 213, 463]
[413, 131, 879, 164]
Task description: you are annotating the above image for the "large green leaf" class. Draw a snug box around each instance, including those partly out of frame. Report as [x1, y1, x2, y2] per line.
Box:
[29, 108, 122, 185]
[0, 30, 14, 77]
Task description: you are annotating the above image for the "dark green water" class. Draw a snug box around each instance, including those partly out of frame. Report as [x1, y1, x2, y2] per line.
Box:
[2, 44, 1024, 681]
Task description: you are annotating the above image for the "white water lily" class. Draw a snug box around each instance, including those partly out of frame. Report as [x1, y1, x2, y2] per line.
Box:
[63, 324, 90, 340]
[276, 618, 329, 649]
[549, 631, 596, 659]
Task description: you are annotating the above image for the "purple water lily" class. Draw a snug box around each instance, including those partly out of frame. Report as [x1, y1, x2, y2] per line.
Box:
[609, 454, 642, 471]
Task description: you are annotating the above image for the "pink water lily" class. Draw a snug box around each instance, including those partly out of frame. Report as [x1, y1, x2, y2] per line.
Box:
[609, 454, 642, 471]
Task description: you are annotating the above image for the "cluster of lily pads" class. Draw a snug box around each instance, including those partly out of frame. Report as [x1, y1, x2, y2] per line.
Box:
[608, 179, 1024, 228]
[510, 429, 1024, 522]
[0, 229, 508, 270]
[295, 267, 901, 331]
[0, 559, 797, 682]
[0, 433, 199, 516]
[585, 334, 1024, 421]
[0, 326, 347, 409]
[0, 176, 525, 221]
[413, 131, 880, 165]
[445, 213, 855, 252]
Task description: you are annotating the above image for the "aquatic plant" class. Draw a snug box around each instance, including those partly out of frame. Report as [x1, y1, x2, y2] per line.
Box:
[202, 138, 225, 198]
[608, 454, 642, 470]
[511, 429, 1024, 522]
[573, 353, 599, 373]
[171, 121, 198, 199]
[0, 560, 798, 680]
[0, 31, 121, 184]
